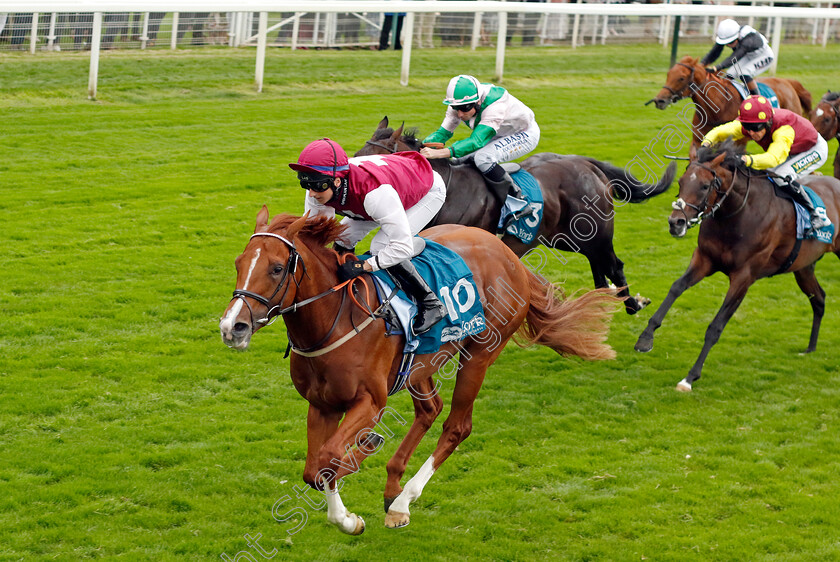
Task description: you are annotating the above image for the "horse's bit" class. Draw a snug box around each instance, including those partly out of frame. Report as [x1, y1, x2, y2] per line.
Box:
[672, 162, 752, 228]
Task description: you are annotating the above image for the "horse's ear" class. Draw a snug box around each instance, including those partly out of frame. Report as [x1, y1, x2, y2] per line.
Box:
[711, 152, 727, 167]
[377, 116, 389, 130]
[391, 121, 404, 142]
[255, 205, 270, 233]
[688, 144, 698, 161]
[286, 211, 309, 240]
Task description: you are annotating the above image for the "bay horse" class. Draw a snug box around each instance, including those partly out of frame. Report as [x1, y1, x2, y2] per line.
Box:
[356, 117, 677, 315]
[810, 91, 840, 179]
[634, 140, 840, 392]
[649, 56, 812, 148]
[220, 209, 619, 533]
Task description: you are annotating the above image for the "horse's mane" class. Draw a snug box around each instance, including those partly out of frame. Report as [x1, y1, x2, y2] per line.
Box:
[697, 139, 749, 173]
[822, 90, 840, 103]
[266, 213, 347, 250]
[371, 126, 424, 151]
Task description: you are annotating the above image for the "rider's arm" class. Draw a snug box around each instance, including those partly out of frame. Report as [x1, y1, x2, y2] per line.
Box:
[718, 33, 762, 70]
[361, 184, 414, 271]
[449, 124, 497, 158]
[702, 121, 744, 145]
[746, 125, 794, 169]
[423, 126, 454, 145]
[700, 43, 723, 66]
[304, 195, 336, 219]
[423, 108, 461, 144]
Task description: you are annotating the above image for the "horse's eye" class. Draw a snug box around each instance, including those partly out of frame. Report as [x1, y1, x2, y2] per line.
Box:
[271, 264, 284, 275]
[701, 184, 710, 191]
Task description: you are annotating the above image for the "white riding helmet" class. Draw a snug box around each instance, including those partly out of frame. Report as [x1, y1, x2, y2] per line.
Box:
[715, 19, 741, 45]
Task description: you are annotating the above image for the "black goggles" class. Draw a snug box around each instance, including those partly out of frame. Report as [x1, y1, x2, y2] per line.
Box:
[298, 172, 334, 192]
[451, 103, 474, 113]
[741, 121, 767, 132]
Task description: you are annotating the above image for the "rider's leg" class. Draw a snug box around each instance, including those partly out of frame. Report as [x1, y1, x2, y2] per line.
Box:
[741, 75, 759, 96]
[387, 259, 447, 335]
[772, 138, 832, 230]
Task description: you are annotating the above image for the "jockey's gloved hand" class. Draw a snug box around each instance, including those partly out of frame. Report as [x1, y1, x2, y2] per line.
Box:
[338, 260, 366, 282]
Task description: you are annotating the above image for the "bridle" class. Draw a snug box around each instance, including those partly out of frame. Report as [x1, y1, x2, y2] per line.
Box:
[230, 232, 305, 328]
[662, 62, 697, 105]
[228, 231, 392, 357]
[672, 161, 753, 228]
[363, 138, 398, 153]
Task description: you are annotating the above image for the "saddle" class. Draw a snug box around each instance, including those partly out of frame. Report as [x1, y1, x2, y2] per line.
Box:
[730, 80, 779, 108]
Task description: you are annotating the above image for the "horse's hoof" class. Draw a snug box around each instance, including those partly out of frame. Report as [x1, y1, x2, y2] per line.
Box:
[634, 337, 653, 353]
[384, 495, 397, 514]
[634, 294, 651, 310]
[676, 380, 692, 392]
[384, 510, 410, 529]
[350, 515, 366, 535]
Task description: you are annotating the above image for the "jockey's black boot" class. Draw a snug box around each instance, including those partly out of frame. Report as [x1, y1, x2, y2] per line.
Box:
[482, 164, 533, 231]
[745, 78, 760, 96]
[388, 260, 447, 336]
[781, 177, 832, 231]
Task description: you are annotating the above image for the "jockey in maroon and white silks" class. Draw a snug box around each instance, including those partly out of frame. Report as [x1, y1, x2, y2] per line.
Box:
[303, 151, 444, 271]
[291, 139, 447, 335]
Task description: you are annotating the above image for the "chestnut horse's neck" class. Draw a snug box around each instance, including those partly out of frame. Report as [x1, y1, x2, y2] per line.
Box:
[687, 64, 741, 126]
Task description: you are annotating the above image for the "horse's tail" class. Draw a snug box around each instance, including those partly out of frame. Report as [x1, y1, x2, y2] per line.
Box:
[583, 158, 677, 203]
[790, 79, 813, 115]
[515, 273, 619, 361]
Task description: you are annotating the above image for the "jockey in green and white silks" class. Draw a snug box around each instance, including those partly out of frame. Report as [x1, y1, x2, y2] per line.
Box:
[420, 75, 540, 216]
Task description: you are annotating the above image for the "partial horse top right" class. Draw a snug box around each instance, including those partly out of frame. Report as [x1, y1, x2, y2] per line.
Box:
[810, 91, 840, 179]
[649, 56, 811, 148]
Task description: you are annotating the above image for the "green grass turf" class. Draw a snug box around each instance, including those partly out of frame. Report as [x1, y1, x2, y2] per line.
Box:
[1, 44, 839, 561]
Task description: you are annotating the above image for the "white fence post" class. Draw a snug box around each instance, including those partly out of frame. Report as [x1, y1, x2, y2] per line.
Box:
[88, 12, 103, 100]
[471, 12, 483, 51]
[400, 12, 415, 86]
[256, 11, 267, 92]
[769, 15, 782, 75]
[141, 12, 150, 49]
[171, 12, 179, 49]
[29, 12, 39, 54]
[495, 11, 507, 82]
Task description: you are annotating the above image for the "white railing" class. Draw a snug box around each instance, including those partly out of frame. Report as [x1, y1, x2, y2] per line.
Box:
[3, 1, 839, 98]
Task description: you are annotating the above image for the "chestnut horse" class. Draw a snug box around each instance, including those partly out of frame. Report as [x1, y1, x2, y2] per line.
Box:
[649, 56, 812, 147]
[635, 141, 840, 392]
[356, 117, 677, 315]
[220, 209, 619, 533]
[810, 91, 840, 179]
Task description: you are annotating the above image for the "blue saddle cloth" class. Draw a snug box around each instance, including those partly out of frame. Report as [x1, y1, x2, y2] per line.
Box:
[366, 240, 486, 356]
[792, 186, 835, 244]
[497, 169, 544, 245]
[731, 80, 779, 108]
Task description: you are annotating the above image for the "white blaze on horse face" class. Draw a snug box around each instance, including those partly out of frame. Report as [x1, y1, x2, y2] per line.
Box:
[816, 108, 824, 117]
[220, 248, 262, 335]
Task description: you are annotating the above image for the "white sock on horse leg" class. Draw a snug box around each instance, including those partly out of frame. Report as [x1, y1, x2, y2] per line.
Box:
[323, 479, 359, 533]
[389, 455, 436, 514]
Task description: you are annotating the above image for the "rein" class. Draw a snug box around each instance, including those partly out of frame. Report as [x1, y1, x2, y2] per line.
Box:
[364, 139, 397, 153]
[229, 232, 394, 358]
[662, 61, 696, 104]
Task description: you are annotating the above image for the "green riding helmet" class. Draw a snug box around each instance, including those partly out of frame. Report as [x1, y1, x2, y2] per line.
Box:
[443, 75, 481, 106]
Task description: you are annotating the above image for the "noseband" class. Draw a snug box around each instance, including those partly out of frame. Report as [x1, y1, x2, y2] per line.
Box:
[230, 232, 304, 328]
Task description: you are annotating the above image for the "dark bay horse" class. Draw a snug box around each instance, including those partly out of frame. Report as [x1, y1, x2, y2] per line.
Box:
[356, 117, 677, 315]
[635, 141, 840, 391]
[650, 56, 812, 147]
[220, 209, 619, 533]
[810, 91, 840, 179]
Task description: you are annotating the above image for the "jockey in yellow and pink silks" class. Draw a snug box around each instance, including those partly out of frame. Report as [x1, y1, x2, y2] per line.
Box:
[420, 75, 540, 218]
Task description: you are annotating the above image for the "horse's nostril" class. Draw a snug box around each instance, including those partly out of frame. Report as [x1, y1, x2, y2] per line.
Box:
[232, 322, 250, 336]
